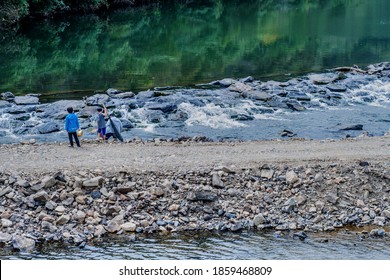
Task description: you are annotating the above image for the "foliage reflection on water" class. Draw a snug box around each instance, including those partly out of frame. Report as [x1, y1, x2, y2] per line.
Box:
[1, 0, 390, 96]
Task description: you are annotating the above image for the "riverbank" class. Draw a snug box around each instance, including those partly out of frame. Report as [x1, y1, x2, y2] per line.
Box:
[1, 136, 390, 251]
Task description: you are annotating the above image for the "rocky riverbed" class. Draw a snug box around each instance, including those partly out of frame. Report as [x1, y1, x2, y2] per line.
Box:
[1, 137, 390, 251]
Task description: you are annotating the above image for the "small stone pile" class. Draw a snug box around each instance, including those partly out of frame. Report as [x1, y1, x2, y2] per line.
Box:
[1, 160, 390, 251]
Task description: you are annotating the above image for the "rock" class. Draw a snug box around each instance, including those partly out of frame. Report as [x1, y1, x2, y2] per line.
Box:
[94, 225, 106, 237]
[326, 84, 347, 92]
[382, 210, 390, 219]
[105, 220, 121, 233]
[56, 215, 70, 225]
[228, 82, 253, 92]
[33, 191, 49, 204]
[0, 187, 12, 197]
[41, 176, 56, 188]
[253, 214, 266, 226]
[286, 100, 306, 111]
[151, 187, 164, 197]
[340, 124, 363, 131]
[85, 94, 110, 106]
[286, 170, 299, 184]
[14, 179, 29, 188]
[1, 91, 15, 100]
[211, 78, 236, 87]
[212, 174, 224, 188]
[293, 231, 308, 240]
[260, 168, 274, 179]
[0, 232, 12, 243]
[327, 193, 339, 205]
[247, 90, 272, 101]
[36, 122, 60, 134]
[191, 191, 218, 202]
[12, 236, 35, 251]
[168, 204, 180, 211]
[90, 190, 102, 199]
[374, 216, 385, 226]
[309, 73, 338, 85]
[121, 222, 137, 232]
[83, 177, 104, 188]
[1, 218, 13, 227]
[14, 96, 39, 105]
[356, 199, 365, 208]
[117, 182, 136, 194]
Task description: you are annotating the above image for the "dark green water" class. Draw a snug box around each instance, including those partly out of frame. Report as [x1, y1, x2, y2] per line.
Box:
[1, 0, 390, 96]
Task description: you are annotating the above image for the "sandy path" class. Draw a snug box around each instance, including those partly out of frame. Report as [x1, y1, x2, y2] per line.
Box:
[1, 136, 390, 173]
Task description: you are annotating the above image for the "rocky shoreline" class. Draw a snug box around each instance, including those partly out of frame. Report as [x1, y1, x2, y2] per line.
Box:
[1, 142, 390, 251]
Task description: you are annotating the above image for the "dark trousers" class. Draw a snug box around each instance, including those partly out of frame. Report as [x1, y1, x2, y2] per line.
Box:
[68, 132, 80, 147]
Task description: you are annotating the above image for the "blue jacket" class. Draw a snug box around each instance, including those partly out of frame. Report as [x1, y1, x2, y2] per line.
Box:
[65, 113, 80, 133]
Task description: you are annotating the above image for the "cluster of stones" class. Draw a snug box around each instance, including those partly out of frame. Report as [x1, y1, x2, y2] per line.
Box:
[1, 160, 389, 251]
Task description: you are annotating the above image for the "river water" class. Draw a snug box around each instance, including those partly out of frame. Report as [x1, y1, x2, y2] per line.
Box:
[1, 230, 390, 260]
[1, 0, 390, 259]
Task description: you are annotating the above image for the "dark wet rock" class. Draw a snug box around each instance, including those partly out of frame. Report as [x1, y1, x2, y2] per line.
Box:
[91, 190, 102, 199]
[326, 84, 347, 92]
[15, 114, 30, 121]
[287, 92, 311, 101]
[293, 231, 308, 240]
[267, 96, 289, 109]
[281, 129, 296, 137]
[36, 122, 61, 134]
[225, 212, 237, 219]
[340, 124, 363, 131]
[190, 191, 218, 202]
[231, 114, 254, 121]
[1, 91, 15, 100]
[147, 103, 177, 113]
[14, 96, 39, 105]
[286, 100, 306, 111]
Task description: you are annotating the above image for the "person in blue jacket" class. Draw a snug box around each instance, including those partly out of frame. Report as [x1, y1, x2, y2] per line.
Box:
[64, 107, 81, 147]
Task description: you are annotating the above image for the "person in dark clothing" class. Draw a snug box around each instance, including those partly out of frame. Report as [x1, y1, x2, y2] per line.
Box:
[64, 107, 81, 147]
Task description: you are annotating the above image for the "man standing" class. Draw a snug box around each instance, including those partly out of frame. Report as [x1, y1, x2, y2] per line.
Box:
[64, 107, 81, 147]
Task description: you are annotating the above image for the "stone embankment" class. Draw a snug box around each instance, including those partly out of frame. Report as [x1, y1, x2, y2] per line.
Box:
[1, 153, 390, 251]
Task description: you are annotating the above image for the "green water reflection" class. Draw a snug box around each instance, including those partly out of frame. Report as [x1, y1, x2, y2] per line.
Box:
[1, 0, 390, 95]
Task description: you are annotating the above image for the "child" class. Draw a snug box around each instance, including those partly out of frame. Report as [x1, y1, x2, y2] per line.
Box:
[96, 105, 107, 140]
[64, 107, 81, 147]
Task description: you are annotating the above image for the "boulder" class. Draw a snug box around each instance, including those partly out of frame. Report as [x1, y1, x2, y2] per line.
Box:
[36, 122, 60, 134]
[14, 96, 39, 105]
[12, 236, 35, 251]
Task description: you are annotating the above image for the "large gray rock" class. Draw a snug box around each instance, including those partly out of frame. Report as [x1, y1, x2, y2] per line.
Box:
[14, 96, 39, 105]
[36, 122, 60, 134]
[12, 236, 36, 251]
[1, 91, 15, 100]
[247, 91, 272, 101]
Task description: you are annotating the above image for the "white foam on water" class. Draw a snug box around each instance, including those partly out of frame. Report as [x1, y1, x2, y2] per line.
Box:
[122, 106, 157, 133]
[349, 80, 390, 106]
[178, 102, 247, 129]
[0, 113, 12, 130]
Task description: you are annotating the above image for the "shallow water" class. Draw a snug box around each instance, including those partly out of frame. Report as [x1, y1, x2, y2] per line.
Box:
[1, 231, 389, 260]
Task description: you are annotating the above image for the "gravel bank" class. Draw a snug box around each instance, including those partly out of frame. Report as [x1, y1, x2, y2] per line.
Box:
[1, 136, 390, 251]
